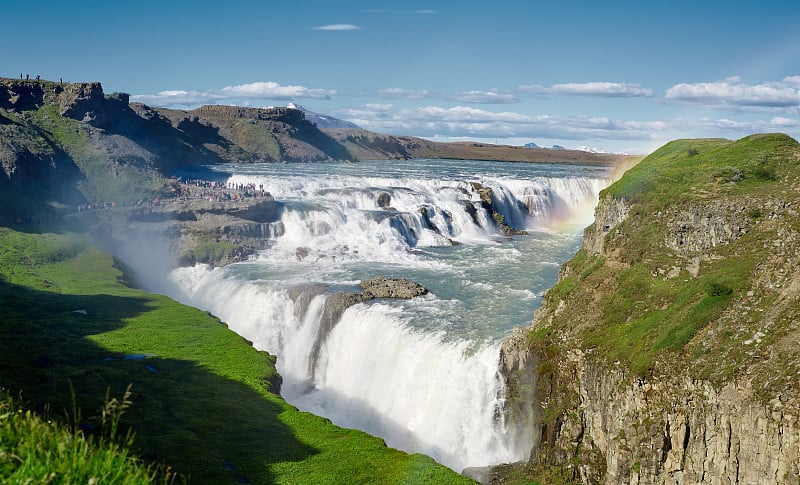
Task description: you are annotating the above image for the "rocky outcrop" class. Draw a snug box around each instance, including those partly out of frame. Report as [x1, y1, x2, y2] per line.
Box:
[583, 195, 629, 254]
[469, 182, 528, 236]
[665, 200, 751, 254]
[0, 79, 46, 111]
[181, 105, 356, 163]
[360, 277, 429, 299]
[377, 192, 392, 209]
[309, 278, 429, 378]
[539, 349, 800, 484]
[499, 195, 800, 483]
[57, 82, 122, 126]
[82, 190, 283, 267]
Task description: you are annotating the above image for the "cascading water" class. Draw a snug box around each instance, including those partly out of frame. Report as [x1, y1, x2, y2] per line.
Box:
[165, 158, 610, 472]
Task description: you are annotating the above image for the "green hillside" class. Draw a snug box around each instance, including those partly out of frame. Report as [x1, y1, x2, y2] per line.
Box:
[495, 133, 800, 483]
[541, 134, 800, 381]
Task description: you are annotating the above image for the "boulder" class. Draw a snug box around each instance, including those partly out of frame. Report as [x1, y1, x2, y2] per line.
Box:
[360, 277, 429, 299]
[377, 192, 392, 209]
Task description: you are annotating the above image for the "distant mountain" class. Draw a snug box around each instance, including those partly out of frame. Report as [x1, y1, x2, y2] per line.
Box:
[552, 144, 566, 150]
[572, 145, 609, 154]
[524, 141, 540, 148]
[286, 103, 360, 129]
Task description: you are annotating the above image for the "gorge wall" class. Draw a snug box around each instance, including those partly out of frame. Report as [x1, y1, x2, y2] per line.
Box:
[500, 134, 800, 484]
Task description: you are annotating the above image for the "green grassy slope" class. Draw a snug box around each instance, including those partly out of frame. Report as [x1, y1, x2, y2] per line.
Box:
[0, 228, 473, 484]
[535, 134, 800, 389]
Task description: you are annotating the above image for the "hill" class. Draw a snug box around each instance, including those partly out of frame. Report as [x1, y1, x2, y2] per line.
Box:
[499, 134, 800, 484]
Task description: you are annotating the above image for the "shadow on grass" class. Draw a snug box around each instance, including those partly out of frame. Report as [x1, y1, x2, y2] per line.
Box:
[0, 274, 318, 484]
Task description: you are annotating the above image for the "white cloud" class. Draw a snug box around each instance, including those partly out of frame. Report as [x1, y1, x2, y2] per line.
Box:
[518, 82, 654, 97]
[685, 117, 800, 135]
[448, 90, 518, 104]
[416, 9, 436, 14]
[220, 82, 335, 99]
[378, 88, 431, 100]
[132, 82, 336, 107]
[313, 24, 361, 31]
[131, 90, 223, 106]
[771, 116, 800, 127]
[333, 104, 664, 141]
[783, 76, 800, 88]
[665, 77, 800, 109]
[334, 103, 800, 151]
[365, 103, 394, 110]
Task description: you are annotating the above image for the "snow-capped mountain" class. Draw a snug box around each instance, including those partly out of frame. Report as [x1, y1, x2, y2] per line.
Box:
[286, 103, 360, 129]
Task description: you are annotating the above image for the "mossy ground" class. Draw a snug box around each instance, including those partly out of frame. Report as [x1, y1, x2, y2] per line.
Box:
[0, 228, 472, 484]
[179, 239, 242, 266]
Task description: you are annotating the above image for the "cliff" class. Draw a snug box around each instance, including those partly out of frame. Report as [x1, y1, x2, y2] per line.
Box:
[500, 134, 800, 484]
[0, 78, 362, 222]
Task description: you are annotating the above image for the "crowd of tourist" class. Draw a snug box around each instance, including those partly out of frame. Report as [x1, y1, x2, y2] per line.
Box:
[172, 178, 269, 202]
[73, 178, 270, 214]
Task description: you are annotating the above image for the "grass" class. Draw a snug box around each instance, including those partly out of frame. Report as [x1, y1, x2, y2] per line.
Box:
[607, 133, 798, 206]
[0, 390, 169, 484]
[0, 227, 473, 484]
[232, 119, 283, 161]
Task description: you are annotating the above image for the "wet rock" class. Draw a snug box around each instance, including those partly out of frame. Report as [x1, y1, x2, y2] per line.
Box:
[469, 181, 528, 236]
[295, 247, 310, 260]
[360, 277, 429, 299]
[308, 278, 429, 377]
[309, 291, 371, 377]
[377, 192, 392, 209]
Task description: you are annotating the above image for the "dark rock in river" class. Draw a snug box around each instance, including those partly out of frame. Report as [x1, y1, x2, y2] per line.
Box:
[469, 181, 528, 236]
[377, 192, 392, 209]
[360, 277, 429, 299]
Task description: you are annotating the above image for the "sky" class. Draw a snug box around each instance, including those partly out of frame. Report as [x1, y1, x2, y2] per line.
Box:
[6, 0, 800, 154]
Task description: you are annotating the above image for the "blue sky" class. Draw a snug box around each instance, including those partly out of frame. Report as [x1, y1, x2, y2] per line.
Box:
[7, 0, 800, 153]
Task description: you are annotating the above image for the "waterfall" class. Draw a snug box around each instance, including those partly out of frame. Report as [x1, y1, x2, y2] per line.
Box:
[164, 159, 610, 472]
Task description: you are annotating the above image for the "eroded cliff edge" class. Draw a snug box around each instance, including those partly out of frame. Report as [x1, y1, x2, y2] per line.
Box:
[500, 134, 800, 484]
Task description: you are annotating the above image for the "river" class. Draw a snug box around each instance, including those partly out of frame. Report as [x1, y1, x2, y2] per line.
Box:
[163, 158, 610, 472]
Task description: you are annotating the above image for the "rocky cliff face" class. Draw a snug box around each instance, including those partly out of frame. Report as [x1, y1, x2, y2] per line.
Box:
[178, 105, 355, 163]
[550, 352, 800, 484]
[499, 135, 800, 484]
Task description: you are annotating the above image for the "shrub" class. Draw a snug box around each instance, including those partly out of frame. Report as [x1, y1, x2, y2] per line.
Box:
[706, 282, 733, 298]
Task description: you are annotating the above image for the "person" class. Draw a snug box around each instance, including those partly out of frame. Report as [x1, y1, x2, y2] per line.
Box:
[35, 75, 40, 82]
[19, 73, 22, 80]
[25, 74, 29, 80]
[59, 77, 63, 84]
